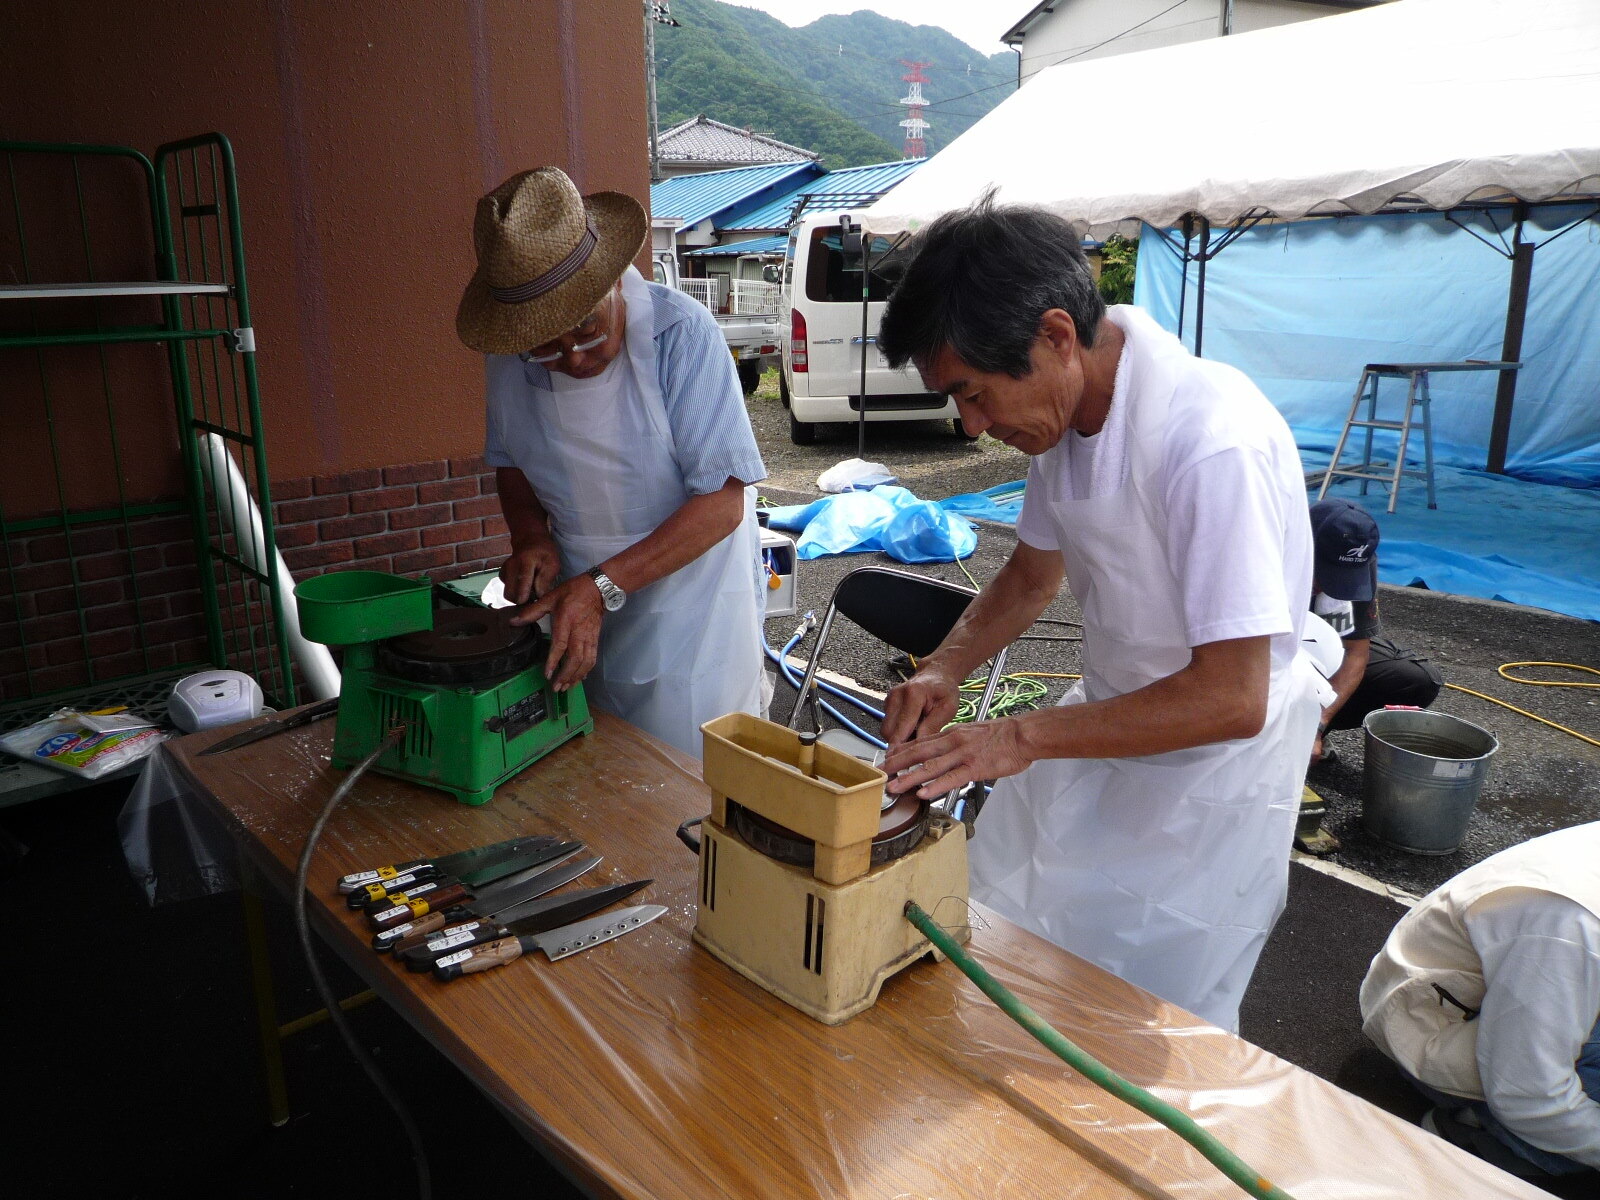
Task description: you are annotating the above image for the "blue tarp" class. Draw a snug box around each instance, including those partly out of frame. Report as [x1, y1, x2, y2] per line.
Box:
[765, 485, 976, 563]
[1134, 205, 1600, 488]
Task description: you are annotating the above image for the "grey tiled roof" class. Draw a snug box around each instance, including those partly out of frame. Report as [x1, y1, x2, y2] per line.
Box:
[657, 116, 819, 165]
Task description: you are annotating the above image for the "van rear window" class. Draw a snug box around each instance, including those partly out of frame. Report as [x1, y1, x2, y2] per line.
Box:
[804, 230, 905, 303]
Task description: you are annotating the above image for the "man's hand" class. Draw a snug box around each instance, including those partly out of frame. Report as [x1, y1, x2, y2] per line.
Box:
[882, 717, 1031, 799]
[498, 540, 561, 605]
[881, 664, 963, 746]
[509, 574, 603, 692]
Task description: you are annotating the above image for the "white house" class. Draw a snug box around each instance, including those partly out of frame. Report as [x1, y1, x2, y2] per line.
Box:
[1001, 0, 1389, 84]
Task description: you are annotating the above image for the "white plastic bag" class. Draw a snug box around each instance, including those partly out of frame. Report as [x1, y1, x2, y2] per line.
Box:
[0, 707, 166, 780]
[816, 457, 896, 494]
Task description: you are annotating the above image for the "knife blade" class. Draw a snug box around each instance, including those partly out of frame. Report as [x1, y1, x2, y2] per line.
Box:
[433, 904, 667, 980]
[348, 836, 573, 908]
[397, 878, 651, 970]
[197, 696, 339, 756]
[364, 843, 587, 929]
[370, 852, 599, 951]
[337, 833, 565, 894]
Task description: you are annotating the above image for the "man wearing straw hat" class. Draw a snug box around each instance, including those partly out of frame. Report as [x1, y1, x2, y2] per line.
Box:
[457, 167, 769, 758]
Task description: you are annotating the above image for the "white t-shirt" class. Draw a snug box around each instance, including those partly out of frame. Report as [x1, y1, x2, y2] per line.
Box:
[1017, 308, 1311, 676]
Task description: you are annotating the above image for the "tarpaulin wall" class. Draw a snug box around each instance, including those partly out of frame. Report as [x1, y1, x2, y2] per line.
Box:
[1134, 205, 1600, 487]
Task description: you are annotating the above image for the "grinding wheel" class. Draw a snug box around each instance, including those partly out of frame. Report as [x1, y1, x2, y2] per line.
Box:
[728, 792, 929, 868]
[376, 607, 544, 686]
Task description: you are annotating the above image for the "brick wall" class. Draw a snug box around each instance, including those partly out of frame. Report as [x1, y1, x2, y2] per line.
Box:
[1, 457, 510, 706]
[0, 513, 208, 703]
[271, 455, 510, 583]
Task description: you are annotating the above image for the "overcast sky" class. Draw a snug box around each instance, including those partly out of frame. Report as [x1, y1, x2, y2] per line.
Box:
[720, 2, 1019, 56]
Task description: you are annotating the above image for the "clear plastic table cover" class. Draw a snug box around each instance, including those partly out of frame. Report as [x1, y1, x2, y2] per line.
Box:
[166, 712, 1545, 1200]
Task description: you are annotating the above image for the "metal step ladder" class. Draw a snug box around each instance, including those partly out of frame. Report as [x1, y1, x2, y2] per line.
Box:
[1317, 365, 1438, 513]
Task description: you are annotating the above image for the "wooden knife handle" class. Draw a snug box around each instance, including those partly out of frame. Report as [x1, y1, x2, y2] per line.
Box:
[398, 920, 505, 972]
[365, 880, 466, 929]
[388, 910, 477, 956]
[372, 910, 448, 953]
[433, 936, 525, 981]
[359, 875, 451, 914]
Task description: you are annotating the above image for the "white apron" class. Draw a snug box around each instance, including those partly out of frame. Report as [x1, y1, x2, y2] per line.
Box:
[491, 268, 765, 758]
[968, 316, 1326, 1032]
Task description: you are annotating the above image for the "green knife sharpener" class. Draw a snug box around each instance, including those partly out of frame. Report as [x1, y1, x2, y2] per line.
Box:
[296, 571, 591, 805]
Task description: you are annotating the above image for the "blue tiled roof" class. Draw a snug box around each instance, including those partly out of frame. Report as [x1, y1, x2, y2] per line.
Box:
[720, 160, 927, 232]
[682, 234, 789, 259]
[649, 161, 823, 232]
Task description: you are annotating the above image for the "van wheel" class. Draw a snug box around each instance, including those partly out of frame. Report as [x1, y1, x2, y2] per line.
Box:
[953, 419, 981, 441]
[737, 361, 762, 395]
[777, 369, 791, 409]
[789, 413, 816, 445]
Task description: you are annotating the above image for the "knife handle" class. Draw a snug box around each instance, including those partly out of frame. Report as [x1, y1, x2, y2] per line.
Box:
[338, 860, 427, 894]
[388, 909, 476, 955]
[372, 909, 450, 953]
[433, 936, 525, 981]
[366, 881, 471, 929]
[359, 875, 454, 914]
[398, 920, 508, 972]
[350, 867, 438, 908]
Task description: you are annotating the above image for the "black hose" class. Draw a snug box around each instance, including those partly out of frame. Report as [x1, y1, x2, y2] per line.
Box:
[292, 726, 431, 1200]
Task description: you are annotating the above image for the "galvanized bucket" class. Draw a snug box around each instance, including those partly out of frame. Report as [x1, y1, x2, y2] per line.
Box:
[1361, 709, 1499, 854]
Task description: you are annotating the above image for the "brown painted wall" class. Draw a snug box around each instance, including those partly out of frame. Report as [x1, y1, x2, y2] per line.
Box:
[1, 0, 648, 491]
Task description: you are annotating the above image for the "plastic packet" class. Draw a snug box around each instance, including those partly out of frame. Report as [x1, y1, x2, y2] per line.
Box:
[0, 707, 166, 780]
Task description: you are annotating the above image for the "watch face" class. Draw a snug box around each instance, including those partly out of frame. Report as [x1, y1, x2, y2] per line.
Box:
[602, 587, 624, 612]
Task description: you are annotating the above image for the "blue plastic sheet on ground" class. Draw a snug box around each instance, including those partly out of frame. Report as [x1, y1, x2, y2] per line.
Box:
[765, 485, 976, 563]
[1302, 447, 1600, 621]
[938, 480, 1026, 525]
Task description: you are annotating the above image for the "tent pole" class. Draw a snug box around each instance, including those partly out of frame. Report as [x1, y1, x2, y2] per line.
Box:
[1176, 214, 1193, 342]
[1488, 204, 1532, 475]
[1193, 215, 1211, 358]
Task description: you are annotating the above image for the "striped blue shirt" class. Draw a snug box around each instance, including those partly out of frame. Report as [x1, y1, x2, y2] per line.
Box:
[483, 280, 766, 496]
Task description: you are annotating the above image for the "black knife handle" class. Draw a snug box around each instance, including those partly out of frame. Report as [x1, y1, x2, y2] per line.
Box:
[433, 936, 525, 981]
[398, 920, 509, 972]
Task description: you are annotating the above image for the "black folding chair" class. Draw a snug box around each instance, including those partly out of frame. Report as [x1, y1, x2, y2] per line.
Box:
[786, 566, 1009, 817]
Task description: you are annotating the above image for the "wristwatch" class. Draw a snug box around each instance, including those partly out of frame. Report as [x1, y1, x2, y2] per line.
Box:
[587, 566, 627, 612]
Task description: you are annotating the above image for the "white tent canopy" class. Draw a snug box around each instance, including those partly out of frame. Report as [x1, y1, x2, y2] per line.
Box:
[867, 0, 1600, 238]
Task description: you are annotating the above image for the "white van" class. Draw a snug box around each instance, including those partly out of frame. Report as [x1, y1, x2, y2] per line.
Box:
[780, 210, 968, 445]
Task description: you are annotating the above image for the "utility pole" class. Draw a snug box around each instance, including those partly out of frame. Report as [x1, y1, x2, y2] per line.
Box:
[644, 2, 679, 183]
[898, 60, 931, 159]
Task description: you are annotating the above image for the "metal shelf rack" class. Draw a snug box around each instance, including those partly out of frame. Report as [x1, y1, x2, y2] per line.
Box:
[0, 134, 295, 806]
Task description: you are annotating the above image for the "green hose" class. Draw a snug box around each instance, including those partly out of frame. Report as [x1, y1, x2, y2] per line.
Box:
[905, 902, 1296, 1200]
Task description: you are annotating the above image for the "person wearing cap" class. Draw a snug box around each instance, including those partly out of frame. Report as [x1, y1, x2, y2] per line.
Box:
[875, 197, 1334, 1032]
[1309, 498, 1442, 765]
[456, 168, 768, 758]
[1360, 821, 1600, 1182]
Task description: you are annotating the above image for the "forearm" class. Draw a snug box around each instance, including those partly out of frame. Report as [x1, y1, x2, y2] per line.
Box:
[1322, 639, 1370, 724]
[495, 467, 554, 548]
[1014, 636, 1270, 760]
[599, 478, 745, 595]
[920, 542, 1063, 681]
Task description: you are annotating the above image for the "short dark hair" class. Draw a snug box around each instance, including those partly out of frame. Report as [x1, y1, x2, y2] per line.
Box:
[878, 194, 1105, 378]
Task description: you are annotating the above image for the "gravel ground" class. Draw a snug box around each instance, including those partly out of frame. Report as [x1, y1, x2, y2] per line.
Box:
[743, 369, 1600, 894]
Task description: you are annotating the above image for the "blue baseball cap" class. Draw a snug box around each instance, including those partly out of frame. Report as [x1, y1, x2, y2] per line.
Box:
[1310, 498, 1378, 601]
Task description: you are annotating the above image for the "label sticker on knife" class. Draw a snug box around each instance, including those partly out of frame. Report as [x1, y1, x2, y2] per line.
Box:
[376, 921, 416, 943]
[426, 930, 480, 952]
[435, 949, 475, 968]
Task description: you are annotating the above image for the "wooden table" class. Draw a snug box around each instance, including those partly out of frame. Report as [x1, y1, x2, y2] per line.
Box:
[170, 710, 1543, 1199]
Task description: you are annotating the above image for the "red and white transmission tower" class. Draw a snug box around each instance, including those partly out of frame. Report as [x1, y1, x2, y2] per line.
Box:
[898, 60, 931, 159]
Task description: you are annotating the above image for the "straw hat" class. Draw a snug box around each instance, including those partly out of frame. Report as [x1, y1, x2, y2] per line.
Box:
[456, 167, 647, 354]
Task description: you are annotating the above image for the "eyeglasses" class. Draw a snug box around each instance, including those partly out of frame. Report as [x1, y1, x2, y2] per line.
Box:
[520, 294, 615, 364]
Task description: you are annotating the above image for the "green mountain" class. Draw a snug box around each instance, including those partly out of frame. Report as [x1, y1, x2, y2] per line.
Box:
[655, 0, 1017, 169]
